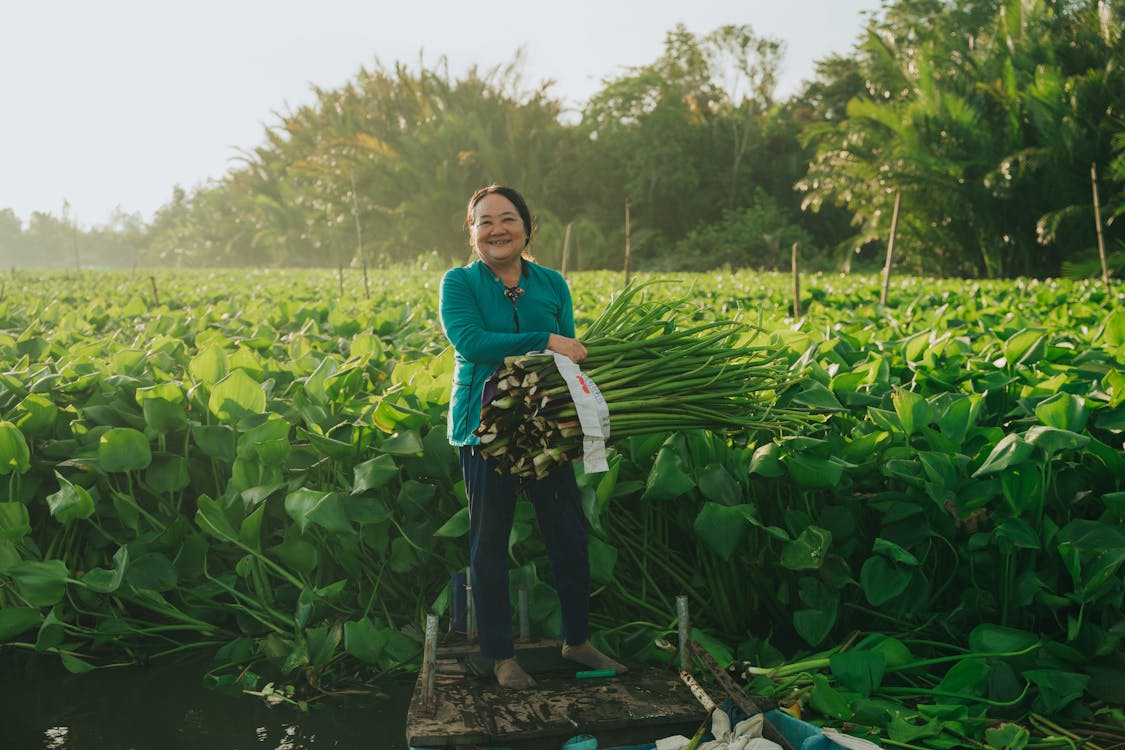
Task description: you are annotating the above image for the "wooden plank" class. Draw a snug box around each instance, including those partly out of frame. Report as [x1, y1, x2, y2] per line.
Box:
[406, 661, 707, 749]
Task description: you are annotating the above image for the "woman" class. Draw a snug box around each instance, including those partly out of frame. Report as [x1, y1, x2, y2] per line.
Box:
[439, 184, 626, 689]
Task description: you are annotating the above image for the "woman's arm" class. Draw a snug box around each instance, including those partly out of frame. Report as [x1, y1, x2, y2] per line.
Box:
[439, 269, 550, 362]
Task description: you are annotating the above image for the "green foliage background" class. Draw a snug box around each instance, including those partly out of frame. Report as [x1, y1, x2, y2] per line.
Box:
[0, 267, 1122, 745]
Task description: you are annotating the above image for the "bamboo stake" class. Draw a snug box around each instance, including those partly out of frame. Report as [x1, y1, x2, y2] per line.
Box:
[149, 276, 160, 307]
[677, 595, 690, 672]
[560, 222, 572, 277]
[1091, 163, 1110, 285]
[791, 241, 802, 318]
[349, 167, 370, 299]
[624, 200, 632, 287]
[419, 614, 438, 716]
[880, 191, 902, 307]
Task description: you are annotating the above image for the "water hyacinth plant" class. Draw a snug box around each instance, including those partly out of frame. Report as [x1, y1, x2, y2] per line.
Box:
[475, 282, 821, 477]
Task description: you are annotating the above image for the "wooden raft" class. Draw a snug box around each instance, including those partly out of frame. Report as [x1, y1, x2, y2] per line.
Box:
[405, 638, 706, 749]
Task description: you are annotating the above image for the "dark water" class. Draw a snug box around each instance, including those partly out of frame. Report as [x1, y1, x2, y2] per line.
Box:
[0, 653, 416, 750]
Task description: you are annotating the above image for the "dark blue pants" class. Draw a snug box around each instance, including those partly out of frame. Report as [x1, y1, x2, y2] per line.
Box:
[459, 446, 590, 659]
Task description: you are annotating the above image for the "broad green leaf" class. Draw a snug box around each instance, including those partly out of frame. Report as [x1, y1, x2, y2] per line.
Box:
[0, 421, 31, 475]
[208, 369, 266, 423]
[986, 723, 1030, 750]
[968, 624, 1039, 655]
[237, 414, 291, 466]
[1024, 425, 1089, 456]
[830, 649, 886, 697]
[873, 538, 920, 566]
[433, 507, 470, 538]
[748, 442, 784, 477]
[696, 463, 741, 505]
[1000, 467, 1042, 514]
[972, 434, 1034, 477]
[9, 560, 68, 606]
[994, 517, 1040, 550]
[136, 384, 188, 434]
[784, 454, 843, 489]
[892, 388, 934, 436]
[1023, 670, 1088, 713]
[97, 427, 152, 472]
[269, 536, 318, 576]
[14, 394, 57, 435]
[934, 657, 989, 696]
[860, 557, 911, 606]
[790, 380, 845, 411]
[59, 650, 96, 674]
[352, 454, 399, 494]
[0, 607, 42, 640]
[195, 494, 239, 540]
[641, 439, 695, 501]
[780, 526, 832, 570]
[192, 424, 236, 460]
[0, 502, 32, 540]
[940, 395, 982, 446]
[125, 552, 178, 591]
[80, 546, 129, 593]
[808, 673, 852, 720]
[1002, 328, 1046, 367]
[189, 345, 229, 385]
[693, 502, 750, 561]
[588, 536, 617, 585]
[379, 430, 424, 456]
[284, 488, 352, 534]
[144, 453, 191, 494]
[45, 472, 94, 524]
[1034, 392, 1087, 432]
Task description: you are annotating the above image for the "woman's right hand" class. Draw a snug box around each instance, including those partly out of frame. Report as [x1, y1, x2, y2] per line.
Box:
[547, 333, 588, 363]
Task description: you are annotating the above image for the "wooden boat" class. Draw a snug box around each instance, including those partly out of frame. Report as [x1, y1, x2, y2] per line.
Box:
[404, 635, 795, 750]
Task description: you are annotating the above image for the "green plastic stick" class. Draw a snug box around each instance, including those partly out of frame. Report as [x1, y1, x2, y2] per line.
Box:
[576, 669, 616, 678]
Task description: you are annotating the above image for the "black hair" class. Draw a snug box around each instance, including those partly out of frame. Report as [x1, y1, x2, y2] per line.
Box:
[466, 184, 534, 248]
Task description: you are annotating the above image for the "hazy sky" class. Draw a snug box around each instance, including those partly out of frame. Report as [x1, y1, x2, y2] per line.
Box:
[0, 1, 882, 229]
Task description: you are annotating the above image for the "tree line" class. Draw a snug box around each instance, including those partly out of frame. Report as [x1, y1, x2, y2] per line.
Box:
[3, 0, 1123, 279]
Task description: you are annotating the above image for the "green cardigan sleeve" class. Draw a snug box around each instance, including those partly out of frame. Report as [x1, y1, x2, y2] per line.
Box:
[439, 266, 551, 363]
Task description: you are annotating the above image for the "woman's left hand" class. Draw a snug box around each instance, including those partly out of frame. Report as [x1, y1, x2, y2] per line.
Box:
[547, 333, 588, 363]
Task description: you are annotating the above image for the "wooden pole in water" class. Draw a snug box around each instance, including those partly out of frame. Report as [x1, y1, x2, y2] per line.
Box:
[420, 614, 438, 715]
[676, 595, 690, 672]
[624, 200, 632, 287]
[560, 222, 572, 278]
[518, 585, 530, 641]
[880, 191, 902, 307]
[791, 242, 802, 318]
[1091, 163, 1110, 285]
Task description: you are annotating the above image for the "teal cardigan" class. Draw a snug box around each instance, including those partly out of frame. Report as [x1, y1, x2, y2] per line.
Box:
[439, 259, 575, 446]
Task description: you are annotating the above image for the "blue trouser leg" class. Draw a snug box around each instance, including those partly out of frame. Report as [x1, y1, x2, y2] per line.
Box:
[528, 463, 590, 647]
[459, 446, 590, 658]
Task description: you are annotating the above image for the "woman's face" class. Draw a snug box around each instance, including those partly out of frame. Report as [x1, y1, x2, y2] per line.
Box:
[470, 193, 527, 267]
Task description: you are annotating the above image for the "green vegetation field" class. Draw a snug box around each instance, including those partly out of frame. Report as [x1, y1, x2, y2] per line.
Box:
[1, 268, 1123, 748]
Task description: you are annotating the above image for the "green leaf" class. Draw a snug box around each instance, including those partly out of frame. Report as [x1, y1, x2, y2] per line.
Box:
[284, 489, 352, 534]
[0, 607, 43, 640]
[892, 388, 934, 436]
[58, 650, 96, 674]
[433, 507, 470, 538]
[0, 421, 31, 475]
[588, 536, 617, 585]
[14, 394, 57, 435]
[749, 442, 784, 477]
[972, 433, 1034, 477]
[968, 624, 1039, 655]
[790, 380, 845, 411]
[986, 723, 1030, 750]
[0, 502, 32, 540]
[1034, 392, 1087, 432]
[45, 472, 95, 524]
[940, 395, 982, 445]
[780, 526, 832, 570]
[696, 463, 740, 505]
[379, 430, 424, 456]
[1003, 328, 1046, 367]
[136, 384, 188, 434]
[809, 673, 852, 720]
[830, 649, 886, 697]
[934, 658, 990, 696]
[189, 344, 229, 385]
[641, 439, 695, 501]
[80, 546, 129, 593]
[195, 494, 239, 540]
[208, 369, 266, 423]
[873, 538, 920, 566]
[97, 427, 152, 472]
[1024, 425, 1089, 456]
[693, 502, 750, 561]
[344, 617, 385, 664]
[192, 424, 236, 461]
[1023, 669, 1088, 713]
[860, 557, 911, 606]
[9, 560, 68, 606]
[352, 454, 399, 494]
[237, 414, 291, 466]
[784, 454, 843, 489]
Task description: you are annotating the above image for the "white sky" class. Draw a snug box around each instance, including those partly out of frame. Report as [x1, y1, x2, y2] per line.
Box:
[0, 1, 882, 229]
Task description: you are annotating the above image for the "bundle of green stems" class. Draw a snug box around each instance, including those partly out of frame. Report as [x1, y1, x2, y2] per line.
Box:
[473, 283, 815, 478]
